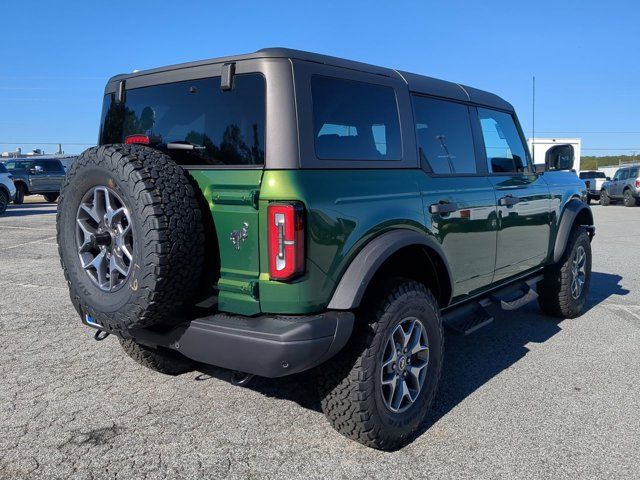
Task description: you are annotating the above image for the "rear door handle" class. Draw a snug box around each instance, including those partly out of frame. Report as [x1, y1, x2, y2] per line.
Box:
[429, 201, 458, 214]
[499, 195, 520, 207]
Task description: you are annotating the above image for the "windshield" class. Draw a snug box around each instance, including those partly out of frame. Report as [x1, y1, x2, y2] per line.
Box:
[99, 74, 266, 167]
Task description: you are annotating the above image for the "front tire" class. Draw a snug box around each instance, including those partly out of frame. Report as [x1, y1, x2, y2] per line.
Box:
[538, 226, 591, 318]
[119, 338, 194, 375]
[14, 184, 25, 204]
[318, 280, 444, 450]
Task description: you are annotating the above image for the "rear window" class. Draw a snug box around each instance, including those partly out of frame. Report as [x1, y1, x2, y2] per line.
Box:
[100, 74, 266, 167]
[311, 76, 401, 161]
[412, 96, 476, 174]
[580, 171, 606, 179]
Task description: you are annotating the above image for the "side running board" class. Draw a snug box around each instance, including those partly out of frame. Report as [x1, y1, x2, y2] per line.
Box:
[443, 275, 543, 335]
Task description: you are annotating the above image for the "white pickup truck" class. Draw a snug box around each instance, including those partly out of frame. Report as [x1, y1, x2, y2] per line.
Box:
[579, 170, 609, 203]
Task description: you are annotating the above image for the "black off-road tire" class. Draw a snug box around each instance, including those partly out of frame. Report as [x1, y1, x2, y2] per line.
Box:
[599, 190, 611, 206]
[43, 192, 59, 203]
[0, 189, 8, 215]
[538, 226, 591, 318]
[119, 338, 194, 375]
[14, 184, 25, 204]
[57, 144, 205, 332]
[317, 279, 444, 451]
[623, 189, 636, 207]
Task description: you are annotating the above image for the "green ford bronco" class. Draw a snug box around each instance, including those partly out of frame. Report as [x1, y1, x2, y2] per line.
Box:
[57, 48, 594, 450]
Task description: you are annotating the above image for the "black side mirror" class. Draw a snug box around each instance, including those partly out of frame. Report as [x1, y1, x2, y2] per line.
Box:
[606, 177, 611, 181]
[545, 144, 574, 171]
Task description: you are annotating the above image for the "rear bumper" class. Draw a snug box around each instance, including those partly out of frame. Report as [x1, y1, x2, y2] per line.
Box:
[85, 311, 354, 378]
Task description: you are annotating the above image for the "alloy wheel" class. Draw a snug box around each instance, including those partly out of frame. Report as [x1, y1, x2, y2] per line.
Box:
[75, 186, 134, 292]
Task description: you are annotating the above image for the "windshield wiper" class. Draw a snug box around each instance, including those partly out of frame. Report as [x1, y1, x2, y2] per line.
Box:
[166, 141, 206, 151]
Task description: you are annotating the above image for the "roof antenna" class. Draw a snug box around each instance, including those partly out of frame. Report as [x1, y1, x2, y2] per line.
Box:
[532, 75, 536, 165]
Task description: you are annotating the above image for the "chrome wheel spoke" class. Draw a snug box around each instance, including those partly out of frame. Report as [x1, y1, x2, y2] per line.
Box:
[76, 185, 133, 292]
[380, 316, 430, 413]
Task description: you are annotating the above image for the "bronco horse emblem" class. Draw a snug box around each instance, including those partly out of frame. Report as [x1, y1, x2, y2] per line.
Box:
[230, 222, 249, 251]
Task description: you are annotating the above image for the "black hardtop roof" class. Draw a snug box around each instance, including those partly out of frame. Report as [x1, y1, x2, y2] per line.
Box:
[108, 47, 513, 111]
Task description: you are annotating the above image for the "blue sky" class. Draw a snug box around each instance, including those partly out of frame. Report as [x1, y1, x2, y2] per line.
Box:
[1, 0, 639, 157]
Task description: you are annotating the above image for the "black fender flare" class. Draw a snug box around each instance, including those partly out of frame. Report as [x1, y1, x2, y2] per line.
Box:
[552, 198, 594, 263]
[327, 229, 453, 310]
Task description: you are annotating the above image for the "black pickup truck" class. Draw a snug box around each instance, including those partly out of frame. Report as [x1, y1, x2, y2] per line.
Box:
[2, 158, 67, 203]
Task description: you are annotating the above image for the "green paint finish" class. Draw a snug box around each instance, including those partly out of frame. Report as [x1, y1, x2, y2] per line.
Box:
[189, 167, 588, 317]
[257, 169, 425, 313]
[189, 169, 263, 315]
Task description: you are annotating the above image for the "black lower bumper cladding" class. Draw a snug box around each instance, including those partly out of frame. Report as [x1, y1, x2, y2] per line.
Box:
[84, 311, 354, 378]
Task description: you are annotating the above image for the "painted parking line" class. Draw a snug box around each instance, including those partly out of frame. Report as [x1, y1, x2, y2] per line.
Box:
[0, 236, 57, 251]
[0, 225, 56, 232]
[0, 281, 68, 291]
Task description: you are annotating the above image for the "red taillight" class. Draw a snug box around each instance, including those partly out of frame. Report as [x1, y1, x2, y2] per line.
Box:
[268, 203, 305, 281]
[125, 134, 149, 145]
[636, 179, 640, 188]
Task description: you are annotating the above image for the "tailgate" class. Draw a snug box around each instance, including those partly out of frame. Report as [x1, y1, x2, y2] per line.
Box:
[189, 169, 264, 316]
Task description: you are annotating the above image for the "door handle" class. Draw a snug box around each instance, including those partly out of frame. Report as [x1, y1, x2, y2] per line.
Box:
[499, 195, 520, 207]
[429, 201, 458, 214]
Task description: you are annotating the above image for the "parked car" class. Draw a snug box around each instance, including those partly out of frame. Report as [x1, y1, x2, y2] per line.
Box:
[56, 48, 594, 450]
[2, 158, 66, 204]
[579, 170, 608, 203]
[0, 162, 17, 215]
[600, 165, 640, 207]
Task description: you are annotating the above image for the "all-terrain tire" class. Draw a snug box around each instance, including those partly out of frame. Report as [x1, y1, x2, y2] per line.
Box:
[57, 144, 205, 332]
[600, 190, 611, 206]
[623, 189, 636, 207]
[43, 192, 59, 203]
[14, 184, 25, 204]
[317, 279, 444, 450]
[119, 338, 194, 375]
[538, 226, 591, 318]
[0, 189, 8, 215]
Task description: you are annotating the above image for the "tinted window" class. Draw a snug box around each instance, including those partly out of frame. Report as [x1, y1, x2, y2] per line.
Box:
[478, 108, 529, 173]
[4, 160, 31, 170]
[311, 76, 401, 161]
[412, 96, 476, 174]
[629, 168, 638, 178]
[35, 161, 64, 173]
[620, 169, 630, 180]
[100, 74, 266, 166]
[0, 163, 7, 174]
[613, 170, 622, 180]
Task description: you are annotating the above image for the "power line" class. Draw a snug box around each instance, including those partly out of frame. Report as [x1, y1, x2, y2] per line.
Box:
[0, 141, 94, 146]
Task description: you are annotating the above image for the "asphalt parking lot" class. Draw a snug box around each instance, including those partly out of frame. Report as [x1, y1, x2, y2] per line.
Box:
[1, 197, 639, 479]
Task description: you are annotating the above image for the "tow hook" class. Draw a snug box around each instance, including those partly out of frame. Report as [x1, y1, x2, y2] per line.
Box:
[230, 371, 254, 386]
[94, 329, 110, 341]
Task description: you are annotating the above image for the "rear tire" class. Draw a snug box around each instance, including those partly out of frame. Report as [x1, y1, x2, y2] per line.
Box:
[57, 145, 206, 332]
[623, 189, 636, 207]
[599, 190, 610, 206]
[43, 192, 59, 203]
[538, 226, 591, 318]
[0, 190, 8, 215]
[318, 279, 444, 450]
[119, 338, 194, 375]
[14, 184, 25, 204]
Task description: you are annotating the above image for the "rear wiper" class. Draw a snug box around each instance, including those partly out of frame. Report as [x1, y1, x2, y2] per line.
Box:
[166, 141, 206, 151]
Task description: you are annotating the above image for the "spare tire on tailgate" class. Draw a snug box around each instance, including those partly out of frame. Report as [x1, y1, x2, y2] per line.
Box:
[57, 144, 205, 331]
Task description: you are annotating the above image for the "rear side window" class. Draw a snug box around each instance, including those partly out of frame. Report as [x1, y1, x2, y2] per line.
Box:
[478, 108, 529, 173]
[100, 74, 266, 167]
[620, 169, 630, 180]
[412, 96, 476, 174]
[629, 168, 638, 178]
[311, 76, 401, 161]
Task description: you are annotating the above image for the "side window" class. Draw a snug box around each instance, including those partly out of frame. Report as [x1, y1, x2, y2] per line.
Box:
[478, 108, 530, 174]
[311, 76, 401, 161]
[4, 162, 15, 170]
[629, 168, 638, 178]
[620, 169, 630, 180]
[613, 170, 622, 180]
[412, 96, 476, 174]
[42, 161, 64, 173]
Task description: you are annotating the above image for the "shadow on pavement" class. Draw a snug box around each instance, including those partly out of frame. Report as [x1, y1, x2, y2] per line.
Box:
[5, 203, 58, 217]
[191, 270, 626, 441]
